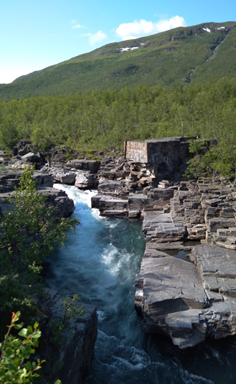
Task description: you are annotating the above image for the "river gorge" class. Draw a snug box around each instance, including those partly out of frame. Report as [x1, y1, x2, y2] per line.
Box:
[44, 184, 236, 384]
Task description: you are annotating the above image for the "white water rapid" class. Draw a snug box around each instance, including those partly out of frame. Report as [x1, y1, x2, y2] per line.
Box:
[45, 185, 236, 384]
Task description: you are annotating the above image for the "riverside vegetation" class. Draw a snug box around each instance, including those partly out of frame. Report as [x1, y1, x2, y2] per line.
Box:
[1, 79, 236, 177]
[0, 168, 79, 383]
[2, 21, 236, 383]
[0, 311, 62, 384]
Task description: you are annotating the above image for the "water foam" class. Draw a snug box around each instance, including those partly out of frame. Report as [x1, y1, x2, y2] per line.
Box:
[47, 185, 235, 384]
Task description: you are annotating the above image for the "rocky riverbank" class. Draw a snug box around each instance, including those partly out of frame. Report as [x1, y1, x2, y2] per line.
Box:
[3, 138, 236, 352]
[31, 151, 236, 349]
[0, 168, 97, 384]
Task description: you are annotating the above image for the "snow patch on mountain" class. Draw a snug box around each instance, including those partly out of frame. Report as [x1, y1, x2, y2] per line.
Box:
[203, 27, 211, 33]
[120, 46, 139, 53]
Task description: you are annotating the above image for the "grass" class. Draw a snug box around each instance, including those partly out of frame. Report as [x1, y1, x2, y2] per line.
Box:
[0, 22, 236, 101]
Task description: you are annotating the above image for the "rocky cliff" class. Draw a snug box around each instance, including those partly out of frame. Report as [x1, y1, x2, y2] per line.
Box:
[5, 139, 236, 350]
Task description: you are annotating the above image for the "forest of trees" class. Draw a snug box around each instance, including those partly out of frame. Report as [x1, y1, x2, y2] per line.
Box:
[1, 76, 236, 382]
[0, 78, 236, 177]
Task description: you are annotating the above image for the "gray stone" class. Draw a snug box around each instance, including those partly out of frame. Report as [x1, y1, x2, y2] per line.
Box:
[98, 181, 125, 196]
[66, 159, 100, 173]
[20, 151, 46, 169]
[135, 256, 208, 347]
[143, 212, 187, 243]
[38, 187, 75, 217]
[165, 309, 207, 348]
[75, 171, 95, 189]
[33, 172, 54, 187]
[96, 195, 128, 217]
[56, 172, 76, 185]
[208, 218, 236, 233]
[191, 244, 236, 296]
[0, 171, 21, 192]
[40, 289, 97, 384]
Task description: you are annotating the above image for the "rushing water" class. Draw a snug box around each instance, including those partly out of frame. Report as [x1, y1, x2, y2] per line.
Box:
[45, 185, 236, 384]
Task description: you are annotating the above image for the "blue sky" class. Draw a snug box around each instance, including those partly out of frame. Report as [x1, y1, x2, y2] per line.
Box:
[0, 0, 235, 83]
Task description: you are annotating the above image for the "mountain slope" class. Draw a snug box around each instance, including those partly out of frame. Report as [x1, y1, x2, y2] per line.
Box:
[1, 21, 236, 101]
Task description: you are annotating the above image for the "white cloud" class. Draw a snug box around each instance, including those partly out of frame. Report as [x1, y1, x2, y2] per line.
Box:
[84, 30, 108, 45]
[72, 24, 85, 29]
[116, 16, 187, 41]
[71, 19, 85, 29]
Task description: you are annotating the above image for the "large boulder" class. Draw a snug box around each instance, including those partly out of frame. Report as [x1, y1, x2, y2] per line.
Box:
[12, 139, 32, 156]
[136, 243, 236, 348]
[39, 187, 75, 217]
[135, 253, 208, 348]
[53, 170, 76, 185]
[91, 194, 128, 217]
[21, 152, 46, 169]
[10, 152, 46, 170]
[75, 171, 98, 189]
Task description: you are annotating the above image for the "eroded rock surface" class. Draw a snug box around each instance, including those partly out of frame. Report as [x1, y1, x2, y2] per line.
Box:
[40, 289, 97, 384]
[135, 177, 236, 348]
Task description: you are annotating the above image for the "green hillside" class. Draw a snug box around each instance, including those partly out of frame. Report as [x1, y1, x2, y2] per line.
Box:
[1, 21, 236, 101]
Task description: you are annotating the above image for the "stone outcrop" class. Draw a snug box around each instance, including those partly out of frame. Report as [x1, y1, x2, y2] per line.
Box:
[74, 171, 98, 189]
[135, 242, 236, 348]
[9, 148, 46, 169]
[0, 172, 74, 219]
[66, 159, 100, 174]
[81, 154, 236, 348]
[45, 158, 101, 189]
[6, 137, 236, 349]
[39, 187, 75, 217]
[39, 289, 97, 384]
[135, 252, 208, 348]
[134, 177, 236, 348]
[0, 170, 54, 192]
[0, 171, 21, 192]
[33, 172, 54, 188]
[12, 140, 32, 156]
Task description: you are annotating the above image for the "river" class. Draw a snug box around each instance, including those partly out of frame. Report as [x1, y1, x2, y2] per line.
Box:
[45, 185, 236, 384]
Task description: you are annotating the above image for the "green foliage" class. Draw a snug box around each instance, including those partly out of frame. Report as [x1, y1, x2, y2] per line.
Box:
[184, 140, 212, 178]
[0, 168, 78, 314]
[1, 79, 236, 176]
[49, 294, 83, 351]
[0, 312, 62, 384]
[49, 319, 65, 352]
[61, 294, 84, 323]
[47, 294, 83, 381]
[0, 311, 44, 384]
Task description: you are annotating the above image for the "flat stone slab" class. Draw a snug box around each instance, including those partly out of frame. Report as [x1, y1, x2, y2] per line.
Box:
[166, 309, 207, 348]
[142, 212, 172, 233]
[91, 195, 128, 216]
[145, 242, 192, 252]
[141, 256, 207, 309]
[143, 212, 187, 242]
[135, 255, 208, 347]
[191, 244, 236, 298]
[136, 243, 236, 348]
